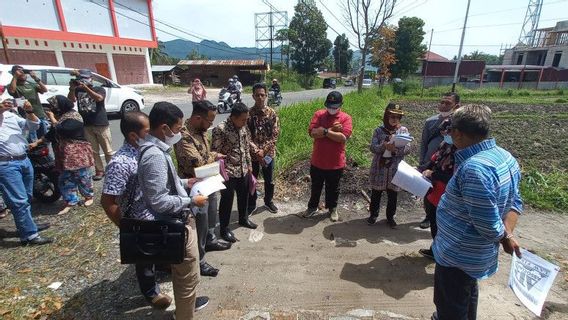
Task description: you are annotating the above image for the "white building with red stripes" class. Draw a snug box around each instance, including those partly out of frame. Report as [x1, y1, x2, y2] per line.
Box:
[0, 0, 157, 84]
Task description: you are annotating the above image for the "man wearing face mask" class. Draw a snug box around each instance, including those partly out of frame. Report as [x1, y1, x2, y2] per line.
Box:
[303, 91, 353, 222]
[418, 92, 460, 229]
[100, 112, 175, 309]
[68, 69, 113, 181]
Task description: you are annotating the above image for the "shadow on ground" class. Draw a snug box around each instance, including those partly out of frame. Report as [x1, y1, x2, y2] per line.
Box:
[340, 255, 433, 299]
[322, 218, 431, 245]
[51, 265, 173, 320]
[262, 211, 329, 235]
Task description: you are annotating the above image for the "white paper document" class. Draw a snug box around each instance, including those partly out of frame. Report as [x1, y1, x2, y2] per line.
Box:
[393, 134, 414, 147]
[194, 161, 220, 179]
[509, 248, 559, 316]
[190, 174, 226, 197]
[391, 160, 432, 198]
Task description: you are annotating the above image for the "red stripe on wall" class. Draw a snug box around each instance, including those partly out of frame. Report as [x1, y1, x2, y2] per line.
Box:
[54, 0, 68, 32]
[108, 0, 121, 37]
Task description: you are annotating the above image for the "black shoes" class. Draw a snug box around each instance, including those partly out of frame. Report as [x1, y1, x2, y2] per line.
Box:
[419, 248, 435, 260]
[195, 296, 209, 312]
[21, 235, 53, 246]
[239, 219, 258, 229]
[265, 202, 278, 213]
[205, 241, 232, 252]
[200, 262, 219, 277]
[419, 218, 431, 229]
[220, 228, 237, 243]
[367, 216, 377, 225]
[387, 219, 397, 229]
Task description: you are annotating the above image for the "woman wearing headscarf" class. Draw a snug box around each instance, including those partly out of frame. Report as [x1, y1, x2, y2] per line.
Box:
[31, 95, 95, 215]
[188, 78, 207, 101]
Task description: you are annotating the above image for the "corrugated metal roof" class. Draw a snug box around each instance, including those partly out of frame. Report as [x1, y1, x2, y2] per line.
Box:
[423, 51, 449, 62]
[177, 60, 266, 67]
[151, 65, 176, 72]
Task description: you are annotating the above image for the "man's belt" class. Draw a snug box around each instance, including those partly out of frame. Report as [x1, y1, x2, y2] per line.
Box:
[0, 154, 27, 162]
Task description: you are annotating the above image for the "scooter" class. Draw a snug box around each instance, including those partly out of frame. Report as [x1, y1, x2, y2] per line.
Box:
[217, 88, 240, 114]
[28, 143, 60, 203]
[268, 89, 282, 107]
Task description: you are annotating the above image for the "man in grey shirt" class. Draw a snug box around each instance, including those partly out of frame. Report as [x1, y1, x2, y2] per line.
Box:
[418, 92, 460, 229]
[134, 102, 210, 317]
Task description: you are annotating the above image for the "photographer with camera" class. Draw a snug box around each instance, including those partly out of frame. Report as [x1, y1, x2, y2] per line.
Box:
[68, 69, 113, 181]
[7, 65, 48, 141]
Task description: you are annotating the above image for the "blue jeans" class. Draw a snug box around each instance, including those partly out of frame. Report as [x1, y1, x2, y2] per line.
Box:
[0, 158, 39, 241]
[135, 263, 160, 300]
[434, 264, 479, 320]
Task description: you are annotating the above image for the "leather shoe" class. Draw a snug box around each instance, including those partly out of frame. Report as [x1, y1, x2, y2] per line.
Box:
[149, 293, 172, 310]
[239, 219, 258, 229]
[200, 262, 219, 277]
[21, 236, 53, 246]
[36, 222, 50, 232]
[220, 229, 237, 243]
[205, 241, 232, 251]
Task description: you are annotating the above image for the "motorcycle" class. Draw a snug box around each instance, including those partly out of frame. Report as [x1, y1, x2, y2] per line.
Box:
[217, 88, 240, 114]
[268, 89, 282, 107]
[28, 143, 61, 203]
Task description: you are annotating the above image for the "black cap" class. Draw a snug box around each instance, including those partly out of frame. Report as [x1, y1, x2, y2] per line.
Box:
[11, 65, 24, 74]
[324, 91, 343, 109]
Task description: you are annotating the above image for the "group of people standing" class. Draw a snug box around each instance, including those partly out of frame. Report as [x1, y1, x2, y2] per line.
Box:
[0, 66, 114, 245]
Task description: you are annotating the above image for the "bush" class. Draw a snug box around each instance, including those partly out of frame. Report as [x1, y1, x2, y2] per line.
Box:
[555, 98, 568, 103]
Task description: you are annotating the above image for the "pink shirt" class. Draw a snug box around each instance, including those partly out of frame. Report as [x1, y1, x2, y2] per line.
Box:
[308, 109, 353, 170]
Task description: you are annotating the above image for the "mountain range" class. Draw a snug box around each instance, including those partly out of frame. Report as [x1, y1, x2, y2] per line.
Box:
[163, 39, 285, 61]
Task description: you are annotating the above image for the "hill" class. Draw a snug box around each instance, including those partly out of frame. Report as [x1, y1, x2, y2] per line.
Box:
[163, 39, 284, 61]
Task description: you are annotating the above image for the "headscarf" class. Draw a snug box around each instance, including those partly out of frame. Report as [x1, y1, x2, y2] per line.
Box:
[48, 95, 75, 118]
[191, 78, 207, 101]
[382, 102, 405, 132]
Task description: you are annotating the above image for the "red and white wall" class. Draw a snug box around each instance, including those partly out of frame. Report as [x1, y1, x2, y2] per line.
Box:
[0, 0, 157, 84]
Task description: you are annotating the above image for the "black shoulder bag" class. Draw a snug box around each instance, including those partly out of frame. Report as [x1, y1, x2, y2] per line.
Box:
[119, 147, 187, 265]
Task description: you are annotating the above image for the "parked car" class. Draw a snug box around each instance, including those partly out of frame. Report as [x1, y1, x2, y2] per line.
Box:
[344, 79, 354, 86]
[0, 64, 145, 115]
[323, 78, 337, 89]
[362, 78, 372, 88]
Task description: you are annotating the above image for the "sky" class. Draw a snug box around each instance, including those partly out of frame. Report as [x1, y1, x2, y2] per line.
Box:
[152, 0, 568, 59]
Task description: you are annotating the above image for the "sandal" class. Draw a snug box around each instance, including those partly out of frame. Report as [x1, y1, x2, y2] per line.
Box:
[57, 205, 75, 215]
[83, 198, 94, 207]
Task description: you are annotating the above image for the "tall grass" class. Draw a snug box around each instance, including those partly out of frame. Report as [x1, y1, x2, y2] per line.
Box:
[521, 169, 568, 212]
[276, 89, 390, 172]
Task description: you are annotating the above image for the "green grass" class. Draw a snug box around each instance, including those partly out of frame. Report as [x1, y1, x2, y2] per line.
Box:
[276, 89, 389, 172]
[520, 169, 568, 212]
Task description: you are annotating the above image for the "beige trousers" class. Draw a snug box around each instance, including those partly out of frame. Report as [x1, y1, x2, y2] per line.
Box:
[172, 217, 200, 319]
[84, 125, 113, 173]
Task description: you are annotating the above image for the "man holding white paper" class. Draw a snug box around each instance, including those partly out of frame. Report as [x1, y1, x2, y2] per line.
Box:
[432, 104, 523, 320]
[175, 100, 231, 278]
[247, 83, 280, 215]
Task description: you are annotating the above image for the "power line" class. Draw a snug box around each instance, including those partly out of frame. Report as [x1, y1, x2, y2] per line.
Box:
[316, 0, 358, 39]
[392, 0, 429, 18]
[434, 16, 568, 34]
[106, 0, 260, 57]
[302, 0, 358, 48]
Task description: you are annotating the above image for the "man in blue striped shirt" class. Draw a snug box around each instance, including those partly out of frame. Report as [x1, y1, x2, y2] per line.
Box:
[432, 104, 523, 320]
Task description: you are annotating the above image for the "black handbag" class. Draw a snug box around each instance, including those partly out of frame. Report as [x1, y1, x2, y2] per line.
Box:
[119, 146, 188, 264]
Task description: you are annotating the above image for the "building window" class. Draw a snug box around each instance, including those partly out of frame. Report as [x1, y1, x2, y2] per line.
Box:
[14, 39, 19, 45]
[44, 41, 48, 47]
[552, 51, 562, 67]
[70, 43, 74, 48]
[63, 42, 67, 48]
[516, 53, 524, 65]
[34, 40, 39, 46]
[25, 39, 29, 46]
[99, 45, 103, 49]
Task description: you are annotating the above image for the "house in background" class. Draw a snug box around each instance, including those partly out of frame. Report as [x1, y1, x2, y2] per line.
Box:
[420, 51, 486, 87]
[0, 0, 157, 84]
[175, 60, 268, 87]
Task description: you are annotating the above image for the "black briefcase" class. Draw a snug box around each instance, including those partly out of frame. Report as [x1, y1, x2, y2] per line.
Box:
[119, 217, 186, 265]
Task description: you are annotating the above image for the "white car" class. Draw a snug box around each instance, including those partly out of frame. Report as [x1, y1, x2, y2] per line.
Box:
[362, 78, 372, 88]
[0, 64, 144, 115]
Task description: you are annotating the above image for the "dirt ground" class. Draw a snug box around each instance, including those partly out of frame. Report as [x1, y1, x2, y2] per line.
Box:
[1, 97, 567, 319]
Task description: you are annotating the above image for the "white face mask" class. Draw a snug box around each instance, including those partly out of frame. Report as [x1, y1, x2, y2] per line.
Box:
[327, 108, 339, 115]
[164, 127, 182, 146]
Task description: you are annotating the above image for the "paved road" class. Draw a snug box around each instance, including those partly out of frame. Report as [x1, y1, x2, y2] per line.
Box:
[105, 86, 356, 153]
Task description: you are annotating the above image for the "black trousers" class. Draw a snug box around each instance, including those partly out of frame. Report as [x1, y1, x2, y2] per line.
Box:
[369, 189, 398, 221]
[195, 192, 218, 264]
[135, 263, 159, 300]
[248, 160, 275, 210]
[219, 176, 249, 230]
[424, 198, 438, 240]
[307, 165, 343, 210]
[434, 264, 479, 320]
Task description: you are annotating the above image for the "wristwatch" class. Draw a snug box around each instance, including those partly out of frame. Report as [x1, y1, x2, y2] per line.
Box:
[501, 230, 514, 242]
[323, 128, 328, 136]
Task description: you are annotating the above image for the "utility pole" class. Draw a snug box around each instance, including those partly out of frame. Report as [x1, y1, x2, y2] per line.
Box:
[269, 10, 273, 67]
[422, 29, 434, 96]
[452, 0, 471, 93]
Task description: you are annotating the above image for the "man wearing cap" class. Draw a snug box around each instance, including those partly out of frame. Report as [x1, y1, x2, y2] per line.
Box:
[304, 91, 353, 222]
[0, 98, 52, 245]
[7, 65, 48, 141]
[68, 69, 113, 181]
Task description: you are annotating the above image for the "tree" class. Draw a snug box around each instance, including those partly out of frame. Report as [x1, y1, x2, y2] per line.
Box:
[275, 28, 291, 68]
[390, 17, 426, 79]
[457, 50, 502, 65]
[333, 34, 353, 75]
[186, 48, 208, 60]
[370, 25, 396, 80]
[343, 0, 397, 92]
[149, 40, 172, 65]
[289, 0, 332, 83]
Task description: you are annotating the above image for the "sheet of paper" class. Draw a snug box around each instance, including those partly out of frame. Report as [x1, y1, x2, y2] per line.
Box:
[509, 248, 560, 316]
[393, 135, 413, 147]
[190, 174, 226, 197]
[194, 161, 220, 179]
[391, 160, 432, 198]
